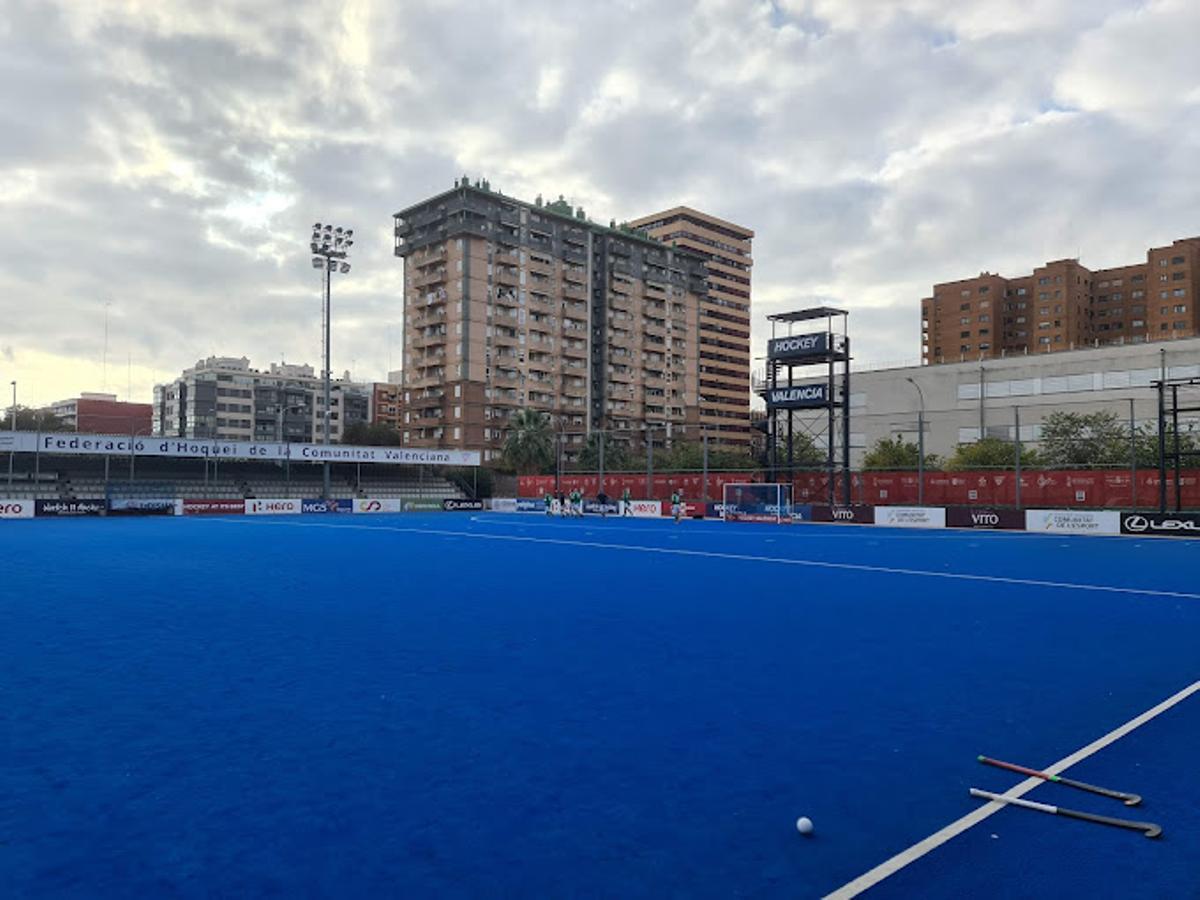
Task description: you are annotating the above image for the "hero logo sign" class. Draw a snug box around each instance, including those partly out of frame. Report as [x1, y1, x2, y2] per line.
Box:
[245, 498, 301, 516]
[1121, 512, 1200, 537]
[0, 500, 33, 519]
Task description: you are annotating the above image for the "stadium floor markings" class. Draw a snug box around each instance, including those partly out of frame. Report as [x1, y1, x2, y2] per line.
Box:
[203, 517, 1200, 601]
[824, 677, 1200, 899]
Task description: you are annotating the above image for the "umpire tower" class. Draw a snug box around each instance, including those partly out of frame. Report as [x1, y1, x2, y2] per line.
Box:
[762, 307, 851, 505]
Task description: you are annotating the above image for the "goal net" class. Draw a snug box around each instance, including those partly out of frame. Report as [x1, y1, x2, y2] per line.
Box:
[721, 483, 792, 523]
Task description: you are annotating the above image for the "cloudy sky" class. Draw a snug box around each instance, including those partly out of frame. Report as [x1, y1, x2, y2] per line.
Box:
[2, 0, 1198, 407]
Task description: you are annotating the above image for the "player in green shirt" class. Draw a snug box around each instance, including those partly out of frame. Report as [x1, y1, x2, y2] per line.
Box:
[570, 488, 583, 517]
[544, 492, 553, 515]
[671, 490, 683, 523]
[621, 487, 632, 516]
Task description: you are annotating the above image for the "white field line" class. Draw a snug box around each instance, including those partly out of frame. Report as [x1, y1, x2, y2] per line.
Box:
[824, 678, 1200, 898]
[202, 517, 1200, 601]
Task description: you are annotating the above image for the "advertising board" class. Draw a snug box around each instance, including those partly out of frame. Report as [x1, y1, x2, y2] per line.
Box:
[944, 507, 1025, 530]
[809, 505, 875, 524]
[0, 499, 35, 519]
[353, 498, 404, 514]
[875, 506, 946, 529]
[1025, 509, 1120, 535]
[1119, 511, 1200, 538]
[108, 498, 176, 516]
[443, 498, 484, 512]
[36, 499, 106, 517]
[245, 498, 302, 516]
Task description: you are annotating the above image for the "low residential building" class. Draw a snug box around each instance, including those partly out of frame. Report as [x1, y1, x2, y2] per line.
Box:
[370, 382, 402, 431]
[50, 392, 153, 435]
[153, 357, 369, 442]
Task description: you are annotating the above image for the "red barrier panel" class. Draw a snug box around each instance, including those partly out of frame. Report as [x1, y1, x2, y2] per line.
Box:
[518, 469, 1200, 508]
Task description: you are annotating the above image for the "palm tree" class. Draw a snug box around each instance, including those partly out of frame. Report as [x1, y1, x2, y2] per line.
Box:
[502, 409, 554, 474]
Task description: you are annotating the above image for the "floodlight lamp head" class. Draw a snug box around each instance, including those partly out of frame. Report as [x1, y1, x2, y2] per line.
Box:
[311, 258, 323, 269]
[345, 229, 353, 238]
[335, 227, 343, 234]
[324, 224, 333, 232]
[340, 263, 350, 274]
[310, 242, 319, 253]
[314, 222, 322, 230]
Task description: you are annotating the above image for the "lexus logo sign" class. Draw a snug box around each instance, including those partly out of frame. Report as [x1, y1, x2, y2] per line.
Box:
[1121, 512, 1200, 537]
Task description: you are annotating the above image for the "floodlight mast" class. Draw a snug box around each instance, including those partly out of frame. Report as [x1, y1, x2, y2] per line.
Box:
[309, 222, 354, 499]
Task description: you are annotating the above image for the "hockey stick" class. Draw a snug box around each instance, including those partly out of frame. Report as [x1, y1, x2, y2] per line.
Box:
[969, 788, 1161, 838]
[978, 755, 1141, 806]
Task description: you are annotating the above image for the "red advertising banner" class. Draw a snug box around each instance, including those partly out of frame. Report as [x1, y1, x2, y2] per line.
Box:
[181, 499, 246, 515]
[519, 469, 1200, 509]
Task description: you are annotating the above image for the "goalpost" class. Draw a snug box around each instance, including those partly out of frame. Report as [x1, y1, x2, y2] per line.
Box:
[721, 482, 792, 524]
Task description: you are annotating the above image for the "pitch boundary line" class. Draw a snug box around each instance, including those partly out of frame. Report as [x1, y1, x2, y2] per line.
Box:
[824, 678, 1200, 898]
[203, 518, 1200, 601]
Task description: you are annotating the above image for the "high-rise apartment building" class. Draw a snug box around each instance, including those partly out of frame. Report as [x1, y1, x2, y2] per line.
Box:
[392, 179, 713, 461]
[628, 207, 753, 448]
[922, 237, 1200, 364]
[153, 357, 369, 442]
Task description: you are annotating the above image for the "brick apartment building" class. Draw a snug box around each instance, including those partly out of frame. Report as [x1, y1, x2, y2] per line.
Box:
[369, 382, 402, 431]
[50, 393, 153, 435]
[393, 179, 745, 462]
[922, 236, 1200, 364]
[628, 207, 753, 448]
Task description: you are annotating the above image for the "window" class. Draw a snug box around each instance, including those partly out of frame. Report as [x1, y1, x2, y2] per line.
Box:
[1039, 306, 1050, 314]
[1098, 280, 1110, 289]
[978, 286, 989, 294]
[1173, 272, 1186, 281]
[1132, 274, 1145, 283]
[1172, 255, 1185, 264]
[960, 316, 971, 325]
[1038, 292, 1049, 300]
[1112, 293, 1122, 300]
[1174, 288, 1186, 297]
[1160, 259, 1169, 267]
[1175, 304, 1188, 313]
[1174, 321, 1188, 330]
[1160, 274, 1169, 282]
[979, 342, 991, 350]
[979, 314, 990, 322]
[1017, 287, 1027, 295]
[1038, 276, 1049, 285]
[960, 331, 971, 338]
[960, 344, 971, 352]
[1132, 290, 1144, 298]
[1039, 336, 1051, 344]
[980, 328, 990, 336]
[1132, 319, 1145, 328]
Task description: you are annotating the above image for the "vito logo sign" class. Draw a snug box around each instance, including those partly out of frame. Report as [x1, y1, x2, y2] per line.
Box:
[766, 384, 830, 410]
[1121, 512, 1200, 537]
[768, 332, 831, 361]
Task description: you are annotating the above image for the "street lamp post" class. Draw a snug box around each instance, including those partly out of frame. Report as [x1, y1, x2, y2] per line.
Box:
[8, 381, 16, 493]
[906, 377, 926, 505]
[310, 222, 353, 500]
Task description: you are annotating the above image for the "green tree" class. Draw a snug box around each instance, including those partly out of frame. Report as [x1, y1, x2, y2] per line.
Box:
[862, 435, 941, 471]
[946, 436, 1040, 470]
[1, 406, 70, 432]
[502, 409, 554, 475]
[341, 421, 402, 446]
[1037, 411, 1129, 468]
[577, 433, 632, 471]
[1132, 422, 1200, 469]
[761, 431, 825, 468]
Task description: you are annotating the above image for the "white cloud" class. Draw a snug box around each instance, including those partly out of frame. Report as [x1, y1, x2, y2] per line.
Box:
[0, 0, 1197, 407]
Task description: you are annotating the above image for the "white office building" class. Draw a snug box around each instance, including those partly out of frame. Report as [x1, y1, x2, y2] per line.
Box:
[153, 357, 370, 443]
[771, 336, 1200, 466]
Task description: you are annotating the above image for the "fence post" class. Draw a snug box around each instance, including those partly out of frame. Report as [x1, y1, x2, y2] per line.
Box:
[598, 431, 605, 496]
[1129, 397, 1137, 509]
[645, 428, 653, 499]
[702, 432, 709, 503]
[1014, 405, 1022, 509]
[917, 409, 924, 506]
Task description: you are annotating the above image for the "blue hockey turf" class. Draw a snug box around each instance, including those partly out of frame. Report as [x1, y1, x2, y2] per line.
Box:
[3, 513, 1198, 898]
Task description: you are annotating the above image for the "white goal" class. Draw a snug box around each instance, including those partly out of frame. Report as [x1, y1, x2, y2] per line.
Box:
[721, 483, 792, 523]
